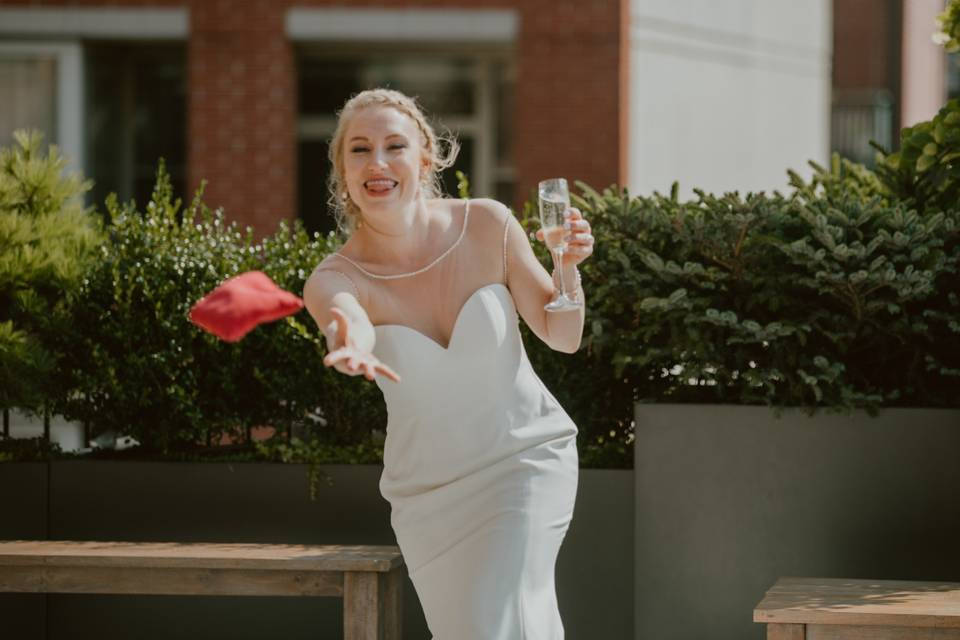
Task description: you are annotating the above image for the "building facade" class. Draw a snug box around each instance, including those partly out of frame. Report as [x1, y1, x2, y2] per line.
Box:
[0, 0, 952, 239]
[0, 0, 626, 237]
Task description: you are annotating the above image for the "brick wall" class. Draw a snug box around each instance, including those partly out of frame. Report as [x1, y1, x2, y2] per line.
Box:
[1, 0, 627, 236]
[832, 0, 900, 90]
[188, 0, 297, 237]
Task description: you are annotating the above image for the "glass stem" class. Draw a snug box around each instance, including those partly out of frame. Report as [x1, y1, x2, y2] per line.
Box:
[552, 247, 567, 298]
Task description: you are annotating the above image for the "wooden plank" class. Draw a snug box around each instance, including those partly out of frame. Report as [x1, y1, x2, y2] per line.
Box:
[0, 565, 344, 597]
[0, 540, 403, 572]
[754, 577, 960, 628]
[807, 624, 960, 639]
[381, 567, 403, 639]
[344, 571, 382, 640]
[768, 623, 805, 640]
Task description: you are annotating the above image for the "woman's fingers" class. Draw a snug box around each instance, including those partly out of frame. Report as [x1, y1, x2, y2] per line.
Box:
[329, 307, 351, 347]
[376, 362, 402, 383]
[323, 348, 348, 368]
[323, 346, 400, 383]
[323, 346, 359, 370]
[564, 230, 594, 246]
[564, 219, 590, 232]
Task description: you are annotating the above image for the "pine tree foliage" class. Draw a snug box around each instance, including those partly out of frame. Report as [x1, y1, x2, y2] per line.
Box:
[0, 130, 103, 417]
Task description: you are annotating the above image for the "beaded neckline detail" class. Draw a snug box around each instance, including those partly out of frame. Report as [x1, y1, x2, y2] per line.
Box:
[332, 200, 470, 280]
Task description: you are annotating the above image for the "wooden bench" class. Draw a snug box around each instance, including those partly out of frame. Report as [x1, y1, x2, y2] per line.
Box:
[754, 576, 960, 639]
[0, 540, 404, 640]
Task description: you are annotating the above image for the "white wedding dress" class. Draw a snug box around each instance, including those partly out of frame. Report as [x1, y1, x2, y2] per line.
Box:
[329, 200, 579, 640]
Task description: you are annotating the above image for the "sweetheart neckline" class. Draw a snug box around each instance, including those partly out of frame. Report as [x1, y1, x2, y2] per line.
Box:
[373, 282, 510, 352]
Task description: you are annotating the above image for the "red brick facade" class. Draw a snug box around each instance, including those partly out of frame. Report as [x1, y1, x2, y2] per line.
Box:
[832, 0, 900, 90]
[188, 1, 298, 236]
[1, 0, 628, 236]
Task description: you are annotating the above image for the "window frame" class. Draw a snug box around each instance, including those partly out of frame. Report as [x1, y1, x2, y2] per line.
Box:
[0, 40, 84, 173]
[297, 49, 513, 198]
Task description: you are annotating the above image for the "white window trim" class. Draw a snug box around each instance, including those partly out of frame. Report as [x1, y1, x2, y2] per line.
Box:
[0, 7, 188, 39]
[0, 41, 84, 174]
[1, 7, 189, 196]
[286, 8, 517, 43]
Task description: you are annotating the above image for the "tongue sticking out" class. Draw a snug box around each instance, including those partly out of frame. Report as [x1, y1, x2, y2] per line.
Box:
[366, 180, 396, 194]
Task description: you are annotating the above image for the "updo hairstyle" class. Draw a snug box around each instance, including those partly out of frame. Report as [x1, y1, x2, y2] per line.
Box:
[326, 88, 460, 234]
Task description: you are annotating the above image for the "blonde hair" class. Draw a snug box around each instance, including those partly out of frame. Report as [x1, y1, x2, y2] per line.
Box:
[327, 88, 460, 235]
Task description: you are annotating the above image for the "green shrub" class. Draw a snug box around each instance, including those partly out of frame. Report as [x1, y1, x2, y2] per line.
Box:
[53, 162, 386, 454]
[519, 177, 958, 467]
[873, 99, 960, 216]
[0, 130, 103, 427]
[0, 434, 62, 462]
[872, 0, 960, 216]
[935, 0, 960, 52]
[8, 142, 957, 473]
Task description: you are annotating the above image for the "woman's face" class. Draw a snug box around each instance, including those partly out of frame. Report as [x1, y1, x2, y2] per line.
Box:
[341, 105, 429, 214]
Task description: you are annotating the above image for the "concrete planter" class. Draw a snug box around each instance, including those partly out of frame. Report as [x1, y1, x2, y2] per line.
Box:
[633, 403, 960, 640]
[0, 463, 49, 639]
[0, 461, 632, 639]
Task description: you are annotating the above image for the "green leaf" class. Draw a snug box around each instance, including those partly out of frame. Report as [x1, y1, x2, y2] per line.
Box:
[933, 123, 945, 144]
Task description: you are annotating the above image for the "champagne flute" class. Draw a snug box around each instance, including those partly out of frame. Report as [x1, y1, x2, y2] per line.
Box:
[538, 178, 582, 312]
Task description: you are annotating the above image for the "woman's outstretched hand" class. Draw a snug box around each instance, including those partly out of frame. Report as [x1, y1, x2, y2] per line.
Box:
[534, 207, 594, 267]
[323, 307, 401, 383]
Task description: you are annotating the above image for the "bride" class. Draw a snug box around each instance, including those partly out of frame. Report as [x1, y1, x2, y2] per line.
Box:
[303, 88, 594, 639]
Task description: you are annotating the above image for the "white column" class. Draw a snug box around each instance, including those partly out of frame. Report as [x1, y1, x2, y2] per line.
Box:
[901, 0, 948, 127]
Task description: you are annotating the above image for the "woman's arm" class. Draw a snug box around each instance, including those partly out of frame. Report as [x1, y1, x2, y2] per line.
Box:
[302, 268, 399, 382]
[477, 199, 593, 354]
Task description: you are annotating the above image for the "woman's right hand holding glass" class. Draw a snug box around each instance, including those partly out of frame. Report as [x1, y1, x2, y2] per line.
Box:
[323, 307, 401, 383]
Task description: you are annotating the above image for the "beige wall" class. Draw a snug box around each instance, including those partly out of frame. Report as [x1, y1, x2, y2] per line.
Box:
[628, 0, 832, 197]
[901, 0, 948, 126]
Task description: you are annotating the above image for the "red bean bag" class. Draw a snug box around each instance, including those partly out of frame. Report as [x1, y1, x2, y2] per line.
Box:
[189, 270, 303, 342]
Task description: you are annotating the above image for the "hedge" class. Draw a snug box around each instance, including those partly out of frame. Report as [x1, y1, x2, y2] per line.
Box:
[2, 100, 959, 470]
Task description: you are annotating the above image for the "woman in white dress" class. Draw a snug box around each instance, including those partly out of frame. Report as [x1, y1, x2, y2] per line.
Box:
[302, 89, 595, 640]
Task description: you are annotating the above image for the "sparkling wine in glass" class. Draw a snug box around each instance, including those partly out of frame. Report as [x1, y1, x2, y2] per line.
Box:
[538, 178, 582, 312]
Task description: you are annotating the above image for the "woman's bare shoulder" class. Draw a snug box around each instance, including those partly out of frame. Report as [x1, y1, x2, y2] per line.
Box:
[466, 197, 512, 222]
[304, 254, 363, 302]
[425, 196, 510, 221]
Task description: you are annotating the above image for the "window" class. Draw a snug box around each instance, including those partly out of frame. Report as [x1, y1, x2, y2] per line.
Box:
[296, 50, 515, 235]
[0, 55, 56, 143]
[0, 42, 83, 174]
[830, 89, 895, 165]
[948, 52, 960, 101]
[85, 42, 186, 210]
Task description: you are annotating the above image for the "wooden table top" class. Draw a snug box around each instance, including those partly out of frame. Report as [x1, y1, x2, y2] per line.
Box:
[754, 577, 960, 628]
[0, 540, 404, 572]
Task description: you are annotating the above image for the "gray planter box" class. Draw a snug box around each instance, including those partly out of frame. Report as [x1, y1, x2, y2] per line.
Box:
[1, 461, 632, 639]
[633, 403, 960, 640]
[0, 463, 49, 639]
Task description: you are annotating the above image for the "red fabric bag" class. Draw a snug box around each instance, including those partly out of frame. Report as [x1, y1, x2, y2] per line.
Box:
[189, 271, 304, 342]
